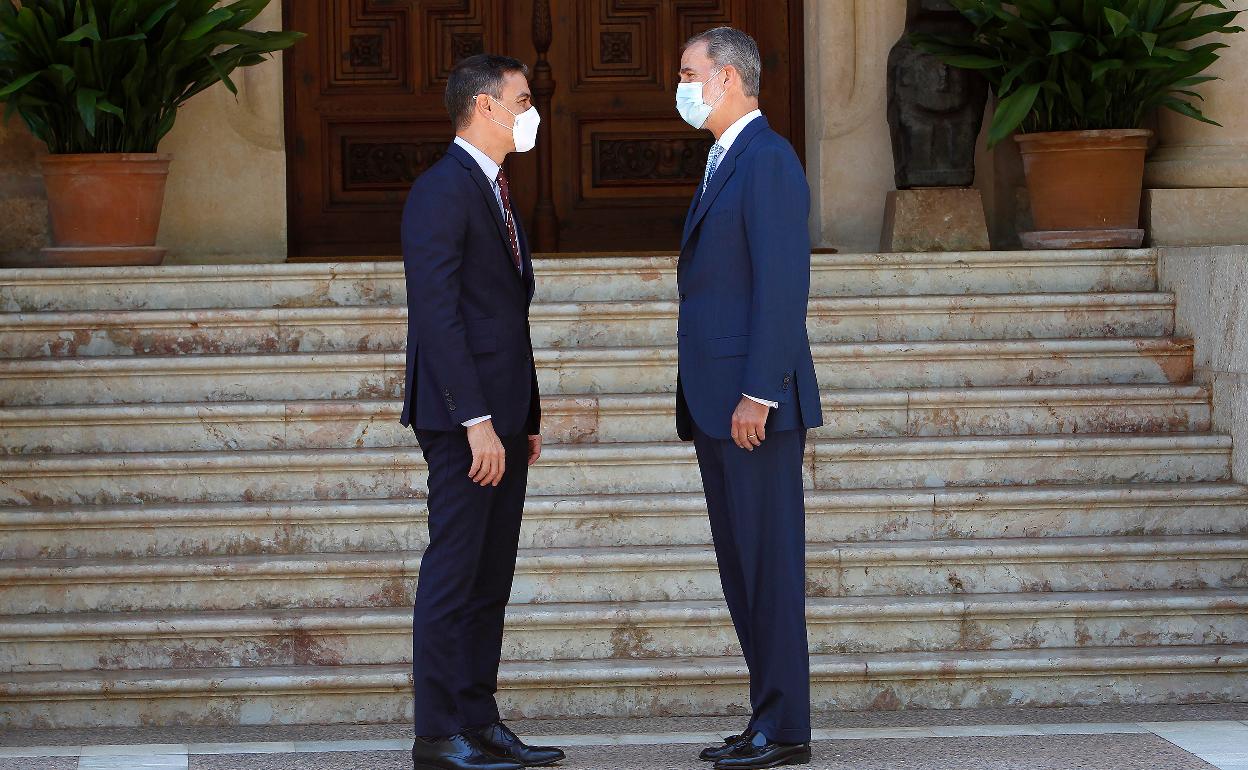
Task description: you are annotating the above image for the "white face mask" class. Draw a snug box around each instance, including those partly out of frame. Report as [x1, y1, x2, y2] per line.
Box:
[676, 67, 726, 130]
[486, 96, 541, 153]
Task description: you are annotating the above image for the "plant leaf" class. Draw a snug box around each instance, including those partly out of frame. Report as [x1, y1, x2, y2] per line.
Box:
[1049, 30, 1084, 54]
[989, 81, 1042, 147]
[0, 71, 40, 99]
[1105, 7, 1132, 36]
[59, 22, 100, 43]
[76, 87, 100, 135]
[181, 8, 234, 41]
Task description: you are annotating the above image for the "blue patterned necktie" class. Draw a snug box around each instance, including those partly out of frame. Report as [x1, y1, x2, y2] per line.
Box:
[702, 143, 725, 195]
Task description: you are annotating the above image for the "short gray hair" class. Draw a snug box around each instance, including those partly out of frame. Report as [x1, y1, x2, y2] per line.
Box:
[685, 27, 761, 98]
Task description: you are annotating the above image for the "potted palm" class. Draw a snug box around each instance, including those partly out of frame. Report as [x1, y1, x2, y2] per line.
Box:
[915, 0, 1242, 248]
[0, 0, 302, 266]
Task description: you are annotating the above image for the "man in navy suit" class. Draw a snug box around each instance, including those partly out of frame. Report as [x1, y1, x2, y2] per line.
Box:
[401, 54, 564, 770]
[674, 28, 824, 770]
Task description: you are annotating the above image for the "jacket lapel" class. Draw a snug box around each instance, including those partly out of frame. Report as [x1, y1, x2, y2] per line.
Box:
[447, 143, 518, 275]
[681, 116, 769, 251]
[516, 214, 536, 300]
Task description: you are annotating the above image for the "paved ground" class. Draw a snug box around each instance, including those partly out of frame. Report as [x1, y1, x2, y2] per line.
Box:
[3, 705, 1247, 770]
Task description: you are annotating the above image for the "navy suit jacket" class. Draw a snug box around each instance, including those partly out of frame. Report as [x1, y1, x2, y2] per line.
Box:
[400, 142, 540, 438]
[675, 116, 824, 441]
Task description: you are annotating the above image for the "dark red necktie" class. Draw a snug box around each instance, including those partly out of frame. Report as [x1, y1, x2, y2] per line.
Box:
[495, 170, 522, 271]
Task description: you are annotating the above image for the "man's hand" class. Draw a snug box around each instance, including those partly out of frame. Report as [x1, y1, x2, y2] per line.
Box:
[731, 396, 769, 451]
[527, 434, 543, 466]
[466, 419, 506, 486]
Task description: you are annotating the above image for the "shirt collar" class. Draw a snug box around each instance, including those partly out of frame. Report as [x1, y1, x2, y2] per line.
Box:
[453, 136, 501, 183]
[714, 109, 763, 154]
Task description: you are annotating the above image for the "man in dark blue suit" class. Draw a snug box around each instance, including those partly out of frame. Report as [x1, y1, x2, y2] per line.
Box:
[401, 54, 564, 770]
[674, 28, 824, 770]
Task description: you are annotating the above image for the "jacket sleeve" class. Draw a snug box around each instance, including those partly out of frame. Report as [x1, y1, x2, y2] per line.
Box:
[401, 179, 490, 423]
[739, 143, 813, 405]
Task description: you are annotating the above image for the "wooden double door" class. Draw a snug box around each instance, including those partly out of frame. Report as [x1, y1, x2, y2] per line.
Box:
[283, 0, 804, 258]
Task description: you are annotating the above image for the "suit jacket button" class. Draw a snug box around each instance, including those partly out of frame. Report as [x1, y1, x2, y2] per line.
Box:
[679, 293, 687, 302]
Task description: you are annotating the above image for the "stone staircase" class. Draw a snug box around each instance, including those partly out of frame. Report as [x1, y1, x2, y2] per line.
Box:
[1, 249, 1246, 729]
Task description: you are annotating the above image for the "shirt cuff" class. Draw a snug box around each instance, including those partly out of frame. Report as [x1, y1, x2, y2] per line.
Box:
[743, 394, 778, 409]
[462, 415, 492, 427]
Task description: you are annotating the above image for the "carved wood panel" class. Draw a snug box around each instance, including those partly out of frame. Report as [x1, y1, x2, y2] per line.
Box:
[550, 0, 804, 251]
[580, 117, 713, 197]
[285, 0, 507, 257]
[284, 0, 803, 257]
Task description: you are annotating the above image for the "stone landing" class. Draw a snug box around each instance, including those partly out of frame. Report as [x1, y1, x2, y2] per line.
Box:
[0, 250, 1245, 728]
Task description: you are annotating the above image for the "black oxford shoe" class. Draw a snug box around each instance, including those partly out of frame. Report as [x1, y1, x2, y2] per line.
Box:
[713, 736, 811, 769]
[700, 731, 756, 761]
[411, 733, 524, 770]
[472, 721, 566, 767]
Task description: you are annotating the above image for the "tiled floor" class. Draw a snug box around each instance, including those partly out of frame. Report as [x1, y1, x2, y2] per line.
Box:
[3, 707, 1247, 770]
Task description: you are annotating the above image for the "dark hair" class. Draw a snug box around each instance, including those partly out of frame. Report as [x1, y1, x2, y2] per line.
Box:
[445, 54, 530, 131]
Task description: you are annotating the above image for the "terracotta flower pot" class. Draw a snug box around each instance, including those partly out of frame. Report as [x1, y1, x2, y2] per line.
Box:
[39, 153, 172, 267]
[1014, 129, 1152, 249]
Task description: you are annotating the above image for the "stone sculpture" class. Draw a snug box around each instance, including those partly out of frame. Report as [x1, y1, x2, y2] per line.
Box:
[887, 0, 989, 189]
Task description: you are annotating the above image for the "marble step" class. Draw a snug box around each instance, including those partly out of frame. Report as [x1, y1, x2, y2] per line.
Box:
[4, 484, 1245, 560]
[0, 250, 1158, 312]
[3, 535, 1244, 614]
[4, 590, 1245, 672]
[2, 645, 1244, 728]
[0, 338, 1195, 406]
[0, 434, 1230, 506]
[0, 385, 1212, 455]
[0, 293, 1176, 358]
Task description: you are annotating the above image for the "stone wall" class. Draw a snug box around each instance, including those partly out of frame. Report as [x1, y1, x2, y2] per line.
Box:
[0, 116, 46, 261]
[1159, 246, 1248, 483]
[158, 2, 286, 264]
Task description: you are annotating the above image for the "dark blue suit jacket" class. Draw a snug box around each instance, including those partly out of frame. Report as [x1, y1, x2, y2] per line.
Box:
[400, 142, 540, 437]
[676, 116, 824, 441]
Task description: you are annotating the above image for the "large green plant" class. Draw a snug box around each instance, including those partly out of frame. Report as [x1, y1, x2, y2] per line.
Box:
[0, 0, 302, 153]
[914, 0, 1243, 147]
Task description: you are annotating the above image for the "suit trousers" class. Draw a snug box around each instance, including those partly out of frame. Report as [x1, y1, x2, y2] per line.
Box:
[411, 428, 530, 737]
[692, 423, 811, 744]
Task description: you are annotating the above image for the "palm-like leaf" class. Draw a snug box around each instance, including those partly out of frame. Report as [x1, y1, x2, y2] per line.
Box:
[914, 0, 1243, 147]
[0, 0, 303, 153]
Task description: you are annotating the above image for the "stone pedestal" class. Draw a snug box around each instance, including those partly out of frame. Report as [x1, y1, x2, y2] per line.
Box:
[880, 187, 990, 252]
[1144, 188, 1248, 247]
[1145, 1, 1248, 246]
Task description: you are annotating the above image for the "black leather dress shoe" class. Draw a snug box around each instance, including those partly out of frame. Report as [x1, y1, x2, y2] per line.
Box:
[699, 731, 756, 761]
[411, 733, 524, 770]
[713, 736, 811, 769]
[472, 721, 566, 767]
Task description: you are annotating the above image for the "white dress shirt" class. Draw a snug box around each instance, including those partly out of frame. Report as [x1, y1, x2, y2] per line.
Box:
[715, 108, 762, 156]
[702, 110, 778, 411]
[454, 136, 505, 218]
[451, 136, 512, 428]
